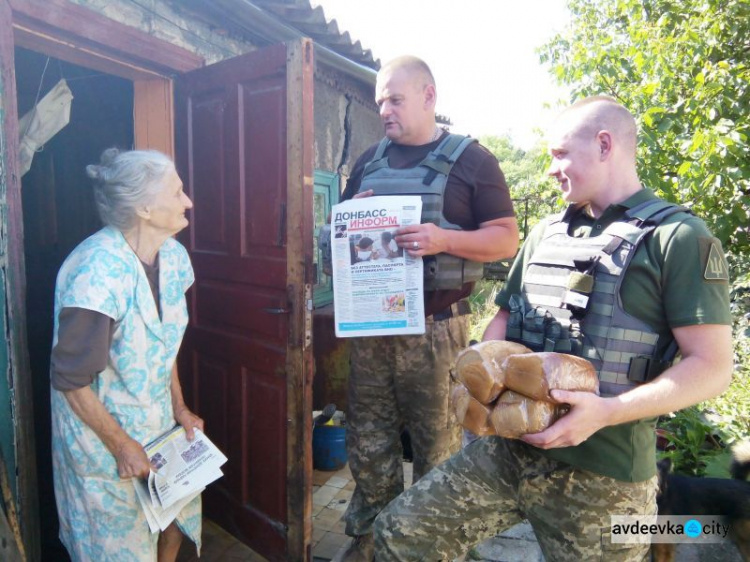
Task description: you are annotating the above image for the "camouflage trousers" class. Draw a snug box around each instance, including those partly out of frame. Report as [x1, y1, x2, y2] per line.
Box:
[343, 314, 468, 536]
[374, 436, 658, 561]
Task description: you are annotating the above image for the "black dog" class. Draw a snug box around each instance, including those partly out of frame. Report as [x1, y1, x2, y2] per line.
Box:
[653, 442, 750, 561]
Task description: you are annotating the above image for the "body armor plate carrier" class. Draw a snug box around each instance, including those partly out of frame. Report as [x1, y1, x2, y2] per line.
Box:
[359, 134, 484, 291]
[507, 199, 689, 396]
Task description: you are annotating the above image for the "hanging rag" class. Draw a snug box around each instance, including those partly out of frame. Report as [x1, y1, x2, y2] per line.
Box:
[18, 79, 74, 177]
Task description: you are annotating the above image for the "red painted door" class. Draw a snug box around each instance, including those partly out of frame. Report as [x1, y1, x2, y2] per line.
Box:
[175, 40, 315, 561]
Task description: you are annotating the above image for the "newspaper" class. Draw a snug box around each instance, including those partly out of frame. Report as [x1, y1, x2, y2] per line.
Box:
[331, 195, 424, 337]
[133, 426, 228, 533]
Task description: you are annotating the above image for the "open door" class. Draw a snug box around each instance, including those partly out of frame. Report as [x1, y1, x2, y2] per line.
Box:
[175, 39, 315, 561]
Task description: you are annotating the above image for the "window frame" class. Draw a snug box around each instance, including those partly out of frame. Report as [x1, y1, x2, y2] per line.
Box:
[312, 169, 339, 307]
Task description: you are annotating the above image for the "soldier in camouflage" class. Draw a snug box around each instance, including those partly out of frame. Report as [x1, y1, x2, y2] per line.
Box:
[344, 315, 467, 543]
[334, 55, 518, 561]
[373, 96, 734, 561]
[376, 438, 658, 561]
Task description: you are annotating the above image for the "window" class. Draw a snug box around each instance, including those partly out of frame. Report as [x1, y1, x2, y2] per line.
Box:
[313, 170, 340, 307]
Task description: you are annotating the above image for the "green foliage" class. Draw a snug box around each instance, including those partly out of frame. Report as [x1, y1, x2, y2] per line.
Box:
[657, 272, 750, 477]
[706, 270, 750, 445]
[542, 2, 750, 472]
[472, 136, 561, 341]
[473, 78, 750, 476]
[541, 0, 750, 255]
[658, 373, 749, 478]
[479, 134, 562, 237]
[657, 407, 726, 477]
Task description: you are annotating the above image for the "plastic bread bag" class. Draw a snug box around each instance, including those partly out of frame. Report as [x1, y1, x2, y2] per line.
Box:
[489, 390, 567, 439]
[501, 352, 599, 403]
[454, 340, 532, 404]
[451, 384, 495, 437]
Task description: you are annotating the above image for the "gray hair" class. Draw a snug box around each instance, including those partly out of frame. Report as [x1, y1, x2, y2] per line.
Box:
[86, 148, 174, 230]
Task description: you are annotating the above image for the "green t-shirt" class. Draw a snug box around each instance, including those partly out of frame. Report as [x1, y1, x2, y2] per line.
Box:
[496, 189, 732, 481]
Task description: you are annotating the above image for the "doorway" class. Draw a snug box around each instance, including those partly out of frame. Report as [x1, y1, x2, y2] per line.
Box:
[16, 45, 134, 559]
[4, 2, 315, 556]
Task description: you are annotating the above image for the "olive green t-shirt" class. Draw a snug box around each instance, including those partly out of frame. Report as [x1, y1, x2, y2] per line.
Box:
[496, 189, 732, 481]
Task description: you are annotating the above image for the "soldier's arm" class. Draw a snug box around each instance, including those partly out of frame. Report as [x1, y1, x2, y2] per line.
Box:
[599, 323, 732, 424]
[482, 308, 510, 341]
[522, 323, 733, 449]
[395, 216, 519, 262]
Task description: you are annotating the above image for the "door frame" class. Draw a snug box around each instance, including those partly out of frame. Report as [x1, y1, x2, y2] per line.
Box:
[284, 38, 315, 560]
[0, 0, 203, 556]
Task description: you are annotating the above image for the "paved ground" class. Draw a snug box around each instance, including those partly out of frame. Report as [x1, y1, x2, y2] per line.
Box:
[467, 521, 744, 561]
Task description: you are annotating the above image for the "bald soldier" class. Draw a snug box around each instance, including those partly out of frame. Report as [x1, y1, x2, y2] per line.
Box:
[334, 56, 518, 561]
[373, 96, 733, 561]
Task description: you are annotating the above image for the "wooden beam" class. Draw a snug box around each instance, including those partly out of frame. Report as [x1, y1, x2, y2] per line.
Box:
[10, 0, 204, 77]
[0, 1, 41, 559]
[12, 25, 163, 82]
[285, 37, 315, 562]
[134, 79, 175, 157]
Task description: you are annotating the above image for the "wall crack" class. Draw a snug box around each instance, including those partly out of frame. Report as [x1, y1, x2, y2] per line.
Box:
[337, 94, 352, 175]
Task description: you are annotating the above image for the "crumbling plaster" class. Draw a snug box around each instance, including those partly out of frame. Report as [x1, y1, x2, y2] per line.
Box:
[313, 66, 381, 181]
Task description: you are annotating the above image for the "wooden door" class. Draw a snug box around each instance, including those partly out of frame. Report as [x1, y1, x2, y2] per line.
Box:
[175, 40, 315, 561]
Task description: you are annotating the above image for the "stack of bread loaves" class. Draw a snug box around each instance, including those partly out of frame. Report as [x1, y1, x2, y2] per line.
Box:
[452, 341, 599, 438]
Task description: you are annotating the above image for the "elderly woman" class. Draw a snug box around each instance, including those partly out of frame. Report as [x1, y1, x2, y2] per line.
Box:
[50, 148, 202, 561]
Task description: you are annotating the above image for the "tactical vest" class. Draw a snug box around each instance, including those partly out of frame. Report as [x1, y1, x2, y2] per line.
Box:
[506, 199, 688, 396]
[359, 133, 484, 291]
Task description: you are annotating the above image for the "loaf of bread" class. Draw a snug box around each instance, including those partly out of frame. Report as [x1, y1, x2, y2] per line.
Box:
[502, 352, 598, 403]
[454, 341, 532, 404]
[452, 384, 495, 437]
[489, 390, 562, 438]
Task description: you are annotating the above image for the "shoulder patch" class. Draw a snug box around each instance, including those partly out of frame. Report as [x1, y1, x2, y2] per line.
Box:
[699, 237, 729, 282]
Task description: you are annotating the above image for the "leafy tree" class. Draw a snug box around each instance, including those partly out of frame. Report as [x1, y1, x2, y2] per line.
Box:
[540, 0, 750, 471]
[540, 0, 750, 255]
[479, 135, 560, 237]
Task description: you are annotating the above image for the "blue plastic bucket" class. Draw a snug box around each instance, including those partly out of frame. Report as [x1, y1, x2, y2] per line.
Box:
[312, 425, 347, 471]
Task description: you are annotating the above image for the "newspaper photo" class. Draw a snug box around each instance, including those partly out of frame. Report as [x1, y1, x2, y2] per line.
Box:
[331, 195, 424, 337]
[133, 426, 228, 533]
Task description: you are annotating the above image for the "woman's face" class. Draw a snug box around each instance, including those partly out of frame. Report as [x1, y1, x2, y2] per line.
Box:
[146, 167, 193, 236]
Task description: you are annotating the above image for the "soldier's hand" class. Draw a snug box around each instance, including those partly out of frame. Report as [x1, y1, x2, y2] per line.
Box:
[353, 189, 374, 199]
[520, 390, 612, 449]
[395, 223, 447, 256]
